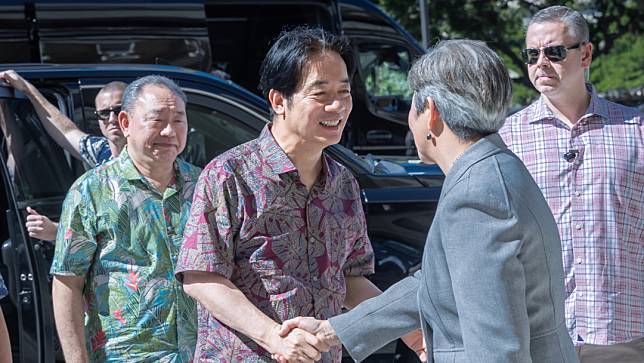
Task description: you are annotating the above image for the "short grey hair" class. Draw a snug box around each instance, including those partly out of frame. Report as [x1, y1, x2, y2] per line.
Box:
[121, 75, 187, 113]
[528, 6, 589, 43]
[408, 39, 512, 141]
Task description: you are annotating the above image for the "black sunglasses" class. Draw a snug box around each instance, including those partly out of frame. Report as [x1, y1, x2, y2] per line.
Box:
[94, 105, 122, 120]
[521, 42, 584, 65]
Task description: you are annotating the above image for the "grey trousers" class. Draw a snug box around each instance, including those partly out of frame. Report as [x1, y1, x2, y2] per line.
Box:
[576, 337, 644, 363]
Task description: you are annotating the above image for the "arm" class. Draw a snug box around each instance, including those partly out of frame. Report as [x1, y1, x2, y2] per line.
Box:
[182, 271, 324, 362]
[344, 276, 426, 359]
[52, 275, 87, 363]
[0, 70, 86, 159]
[281, 274, 422, 362]
[343, 275, 380, 309]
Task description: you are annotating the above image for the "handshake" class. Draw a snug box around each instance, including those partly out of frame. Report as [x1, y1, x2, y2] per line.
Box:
[269, 317, 337, 363]
[268, 317, 427, 363]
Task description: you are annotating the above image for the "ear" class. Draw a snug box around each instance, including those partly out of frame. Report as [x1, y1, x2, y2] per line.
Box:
[268, 89, 287, 118]
[426, 97, 442, 136]
[581, 42, 593, 69]
[118, 111, 131, 138]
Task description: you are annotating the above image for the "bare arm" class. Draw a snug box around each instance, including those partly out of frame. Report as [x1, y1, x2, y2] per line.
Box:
[343, 275, 381, 309]
[52, 275, 87, 363]
[0, 306, 12, 363]
[0, 70, 86, 159]
[182, 271, 324, 362]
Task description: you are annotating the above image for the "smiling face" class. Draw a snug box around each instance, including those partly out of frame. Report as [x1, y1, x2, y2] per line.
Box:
[95, 89, 125, 145]
[120, 84, 187, 165]
[274, 50, 352, 150]
[525, 21, 592, 99]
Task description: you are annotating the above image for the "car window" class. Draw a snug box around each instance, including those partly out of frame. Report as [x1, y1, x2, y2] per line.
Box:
[0, 98, 75, 201]
[181, 100, 259, 168]
[358, 43, 412, 105]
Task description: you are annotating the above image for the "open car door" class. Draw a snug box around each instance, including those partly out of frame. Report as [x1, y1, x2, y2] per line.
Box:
[0, 83, 74, 362]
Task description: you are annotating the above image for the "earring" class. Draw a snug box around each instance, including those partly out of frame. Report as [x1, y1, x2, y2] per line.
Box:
[426, 133, 433, 141]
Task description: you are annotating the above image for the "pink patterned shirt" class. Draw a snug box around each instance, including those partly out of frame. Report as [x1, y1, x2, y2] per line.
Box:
[499, 91, 644, 345]
[176, 125, 374, 362]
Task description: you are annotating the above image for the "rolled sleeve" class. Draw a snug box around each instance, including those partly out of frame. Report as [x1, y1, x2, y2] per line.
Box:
[175, 167, 238, 281]
[50, 182, 98, 277]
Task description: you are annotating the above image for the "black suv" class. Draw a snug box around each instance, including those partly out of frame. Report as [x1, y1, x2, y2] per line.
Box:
[0, 64, 442, 363]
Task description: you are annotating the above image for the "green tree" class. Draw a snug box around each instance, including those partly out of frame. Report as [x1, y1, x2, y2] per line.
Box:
[373, 0, 643, 105]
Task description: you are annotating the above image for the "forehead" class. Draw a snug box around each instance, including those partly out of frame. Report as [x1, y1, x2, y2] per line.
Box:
[135, 85, 185, 112]
[526, 21, 573, 46]
[95, 89, 123, 107]
[299, 51, 349, 86]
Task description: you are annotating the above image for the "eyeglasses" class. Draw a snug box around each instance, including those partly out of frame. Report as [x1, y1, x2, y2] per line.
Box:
[94, 105, 121, 121]
[521, 43, 584, 65]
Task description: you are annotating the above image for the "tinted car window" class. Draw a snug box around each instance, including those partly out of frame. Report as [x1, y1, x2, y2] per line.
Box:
[181, 101, 258, 168]
[0, 98, 74, 201]
[359, 43, 412, 107]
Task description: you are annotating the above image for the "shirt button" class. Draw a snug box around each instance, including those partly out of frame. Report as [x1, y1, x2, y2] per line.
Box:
[576, 257, 583, 264]
[578, 291, 584, 297]
[575, 191, 581, 197]
[311, 276, 318, 282]
[575, 224, 583, 230]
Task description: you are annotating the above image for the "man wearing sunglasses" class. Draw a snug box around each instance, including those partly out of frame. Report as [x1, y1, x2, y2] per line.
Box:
[0, 70, 127, 241]
[500, 5, 644, 363]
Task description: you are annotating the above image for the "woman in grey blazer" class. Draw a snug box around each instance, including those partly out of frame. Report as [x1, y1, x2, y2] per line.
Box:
[278, 39, 579, 363]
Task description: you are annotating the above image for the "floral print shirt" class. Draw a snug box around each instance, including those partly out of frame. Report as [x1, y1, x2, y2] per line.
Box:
[51, 148, 201, 362]
[79, 135, 112, 166]
[0, 274, 7, 299]
[175, 125, 375, 362]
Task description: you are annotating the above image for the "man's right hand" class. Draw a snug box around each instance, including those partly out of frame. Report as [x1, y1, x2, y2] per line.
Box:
[0, 70, 31, 93]
[26, 206, 59, 241]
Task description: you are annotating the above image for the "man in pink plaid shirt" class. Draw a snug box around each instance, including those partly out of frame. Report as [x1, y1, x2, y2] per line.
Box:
[500, 5, 643, 362]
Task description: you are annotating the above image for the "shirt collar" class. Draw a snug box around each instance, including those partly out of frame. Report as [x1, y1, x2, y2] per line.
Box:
[441, 133, 506, 199]
[257, 124, 297, 175]
[530, 84, 612, 124]
[117, 146, 196, 191]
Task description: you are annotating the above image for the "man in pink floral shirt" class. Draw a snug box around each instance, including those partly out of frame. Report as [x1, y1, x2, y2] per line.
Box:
[175, 27, 423, 362]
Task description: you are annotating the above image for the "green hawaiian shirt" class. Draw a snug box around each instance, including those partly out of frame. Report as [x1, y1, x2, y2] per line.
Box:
[51, 148, 201, 362]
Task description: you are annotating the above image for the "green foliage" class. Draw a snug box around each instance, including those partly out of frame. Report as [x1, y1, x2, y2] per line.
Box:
[590, 33, 644, 92]
[373, 0, 643, 105]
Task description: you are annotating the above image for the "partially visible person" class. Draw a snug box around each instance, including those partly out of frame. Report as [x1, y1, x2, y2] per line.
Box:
[0, 274, 11, 363]
[279, 39, 579, 363]
[50, 75, 200, 362]
[0, 70, 126, 166]
[25, 207, 58, 241]
[175, 27, 423, 363]
[499, 6, 643, 362]
[0, 70, 127, 242]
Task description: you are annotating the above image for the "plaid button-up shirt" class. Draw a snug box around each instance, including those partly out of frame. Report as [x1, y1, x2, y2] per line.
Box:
[499, 91, 644, 345]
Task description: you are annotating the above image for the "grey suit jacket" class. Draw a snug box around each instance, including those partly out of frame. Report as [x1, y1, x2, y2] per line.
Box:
[330, 134, 578, 363]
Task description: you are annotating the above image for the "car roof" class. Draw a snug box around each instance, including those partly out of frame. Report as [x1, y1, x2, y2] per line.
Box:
[2, 63, 265, 108]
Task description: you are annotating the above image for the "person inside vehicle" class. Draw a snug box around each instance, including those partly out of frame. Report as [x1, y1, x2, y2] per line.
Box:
[0, 70, 127, 241]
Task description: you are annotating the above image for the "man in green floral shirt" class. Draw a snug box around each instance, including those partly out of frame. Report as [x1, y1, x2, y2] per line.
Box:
[51, 75, 201, 362]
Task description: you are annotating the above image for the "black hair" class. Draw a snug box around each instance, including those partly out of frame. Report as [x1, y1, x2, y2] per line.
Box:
[258, 26, 354, 107]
